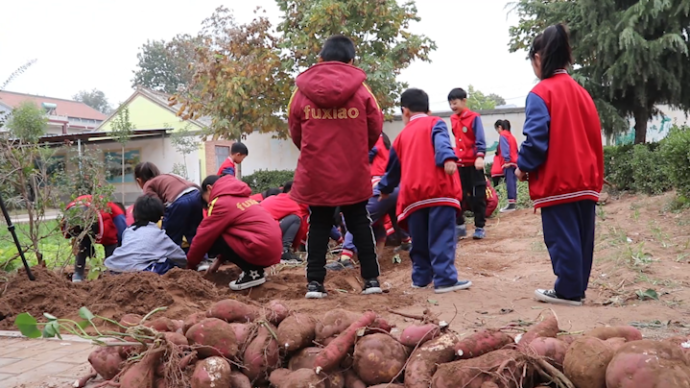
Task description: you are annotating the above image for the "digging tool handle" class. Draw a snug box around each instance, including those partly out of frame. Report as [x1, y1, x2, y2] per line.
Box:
[0, 194, 35, 280]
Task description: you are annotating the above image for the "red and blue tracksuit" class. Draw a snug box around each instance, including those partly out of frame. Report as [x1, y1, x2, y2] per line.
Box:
[498, 131, 519, 204]
[379, 114, 463, 288]
[217, 158, 236, 177]
[518, 69, 604, 300]
[451, 109, 487, 228]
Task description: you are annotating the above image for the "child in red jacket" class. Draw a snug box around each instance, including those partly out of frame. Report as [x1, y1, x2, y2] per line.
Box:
[217, 142, 248, 177]
[187, 175, 282, 290]
[448, 88, 488, 240]
[260, 181, 309, 264]
[288, 34, 384, 299]
[516, 24, 604, 306]
[379, 88, 471, 294]
[497, 119, 519, 212]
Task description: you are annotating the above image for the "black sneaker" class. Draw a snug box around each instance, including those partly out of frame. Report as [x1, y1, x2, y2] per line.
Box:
[534, 289, 583, 306]
[229, 270, 266, 291]
[305, 281, 327, 299]
[325, 259, 355, 271]
[500, 203, 517, 213]
[280, 250, 303, 264]
[362, 278, 383, 295]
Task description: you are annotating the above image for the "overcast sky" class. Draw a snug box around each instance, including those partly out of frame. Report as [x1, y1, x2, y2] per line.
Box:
[0, 0, 538, 112]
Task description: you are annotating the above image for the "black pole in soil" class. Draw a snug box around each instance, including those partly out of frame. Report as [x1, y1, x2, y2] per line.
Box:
[0, 194, 35, 281]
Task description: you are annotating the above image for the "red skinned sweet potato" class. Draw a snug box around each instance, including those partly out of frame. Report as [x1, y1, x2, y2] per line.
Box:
[118, 335, 149, 359]
[266, 300, 291, 325]
[163, 332, 189, 347]
[432, 349, 527, 388]
[172, 319, 184, 334]
[558, 335, 579, 346]
[183, 312, 207, 334]
[269, 368, 291, 387]
[185, 318, 238, 359]
[518, 315, 559, 350]
[191, 356, 232, 388]
[229, 371, 252, 388]
[207, 299, 258, 323]
[278, 313, 317, 353]
[563, 336, 613, 388]
[605, 340, 690, 388]
[119, 314, 142, 332]
[314, 311, 377, 373]
[343, 369, 366, 388]
[145, 317, 176, 332]
[119, 347, 165, 388]
[527, 337, 568, 369]
[279, 368, 326, 388]
[288, 347, 322, 370]
[605, 337, 627, 352]
[370, 316, 394, 333]
[315, 309, 359, 341]
[399, 323, 441, 347]
[405, 333, 458, 388]
[229, 323, 252, 346]
[585, 325, 642, 342]
[353, 333, 409, 385]
[88, 346, 123, 380]
[368, 385, 404, 388]
[455, 329, 514, 359]
[243, 323, 280, 382]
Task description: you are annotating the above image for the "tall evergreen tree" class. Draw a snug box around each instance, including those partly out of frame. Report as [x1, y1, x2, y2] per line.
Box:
[509, 0, 690, 143]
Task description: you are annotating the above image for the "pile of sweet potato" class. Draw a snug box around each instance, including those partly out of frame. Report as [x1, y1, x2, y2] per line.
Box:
[81, 301, 690, 388]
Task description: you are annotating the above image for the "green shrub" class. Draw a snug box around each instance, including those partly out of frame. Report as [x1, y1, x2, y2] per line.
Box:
[494, 179, 533, 210]
[242, 169, 294, 193]
[660, 125, 690, 198]
[630, 143, 671, 195]
[603, 144, 635, 191]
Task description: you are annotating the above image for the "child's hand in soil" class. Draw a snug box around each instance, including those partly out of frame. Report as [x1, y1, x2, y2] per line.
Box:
[206, 257, 223, 275]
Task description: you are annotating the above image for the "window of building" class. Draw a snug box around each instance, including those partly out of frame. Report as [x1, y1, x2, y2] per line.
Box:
[105, 149, 141, 183]
[215, 146, 229, 171]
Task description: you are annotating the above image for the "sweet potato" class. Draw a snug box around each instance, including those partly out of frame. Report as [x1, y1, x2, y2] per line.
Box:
[405, 333, 458, 388]
[368, 385, 404, 388]
[370, 316, 394, 333]
[278, 314, 317, 353]
[242, 322, 280, 382]
[314, 311, 377, 373]
[563, 336, 614, 388]
[185, 318, 238, 359]
[266, 300, 291, 325]
[664, 335, 690, 355]
[399, 323, 441, 347]
[288, 347, 322, 370]
[605, 337, 627, 352]
[315, 309, 359, 341]
[269, 368, 291, 387]
[432, 349, 527, 388]
[343, 369, 366, 388]
[191, 356, 232, 388]
[229, 323, 252, 346]
[585, 325, 642, 342]
[229, 371, 252, 388]
[88, 346, 124, 380]
[279, 368, 326, 388]
[605, 340, 690, 388]
[207, 299, 259, 323]
[183, 312, 207, 334]
[480, 383, 499, 388]
[353, 333, 409, 385]
[119, 313, 142, 332]
[119, 347, 164, 388]
[145, 317, 177, 332]
[558, 334, 579, 346]
[118, 335, 148, 359]
[325, 371, 345, 388]
[172, 319, 184, 334]
[518, 315, 559, 350]
[163, 332, 189, 347]
[527, 337, 568, 369]
[455, 329, 514, 359]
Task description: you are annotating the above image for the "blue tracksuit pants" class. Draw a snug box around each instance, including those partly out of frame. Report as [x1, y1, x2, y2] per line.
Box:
[407, 206, 458, 288]
[343, 188, 401, 251]
[503, 166, 517, 202]
[162, 190, 204, 248]
[541, 200, 596, 299]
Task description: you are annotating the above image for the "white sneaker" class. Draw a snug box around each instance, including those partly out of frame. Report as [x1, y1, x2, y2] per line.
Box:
[534, 289, 583, 306]
[434, 280, 472, 294]
[197, 259, 213, 272]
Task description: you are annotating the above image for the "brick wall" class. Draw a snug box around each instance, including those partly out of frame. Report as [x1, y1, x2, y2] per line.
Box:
[204, 140, 235, 177]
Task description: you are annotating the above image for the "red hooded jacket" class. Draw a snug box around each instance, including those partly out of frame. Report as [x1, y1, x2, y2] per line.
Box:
[63, 195, 124, 246]
[288, 62, 383, 206]
[261, 193, 310, 249]
[370, 135, 390, 178]
[186, 177, 282, 269]
[451, 109, 484, 166]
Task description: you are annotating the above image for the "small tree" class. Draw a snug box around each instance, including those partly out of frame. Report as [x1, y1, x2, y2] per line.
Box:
[109, 107, 134, 203]
[466, 85, 505, 111]
[73, 89, 112, 114]
[170, 124, 199, 180]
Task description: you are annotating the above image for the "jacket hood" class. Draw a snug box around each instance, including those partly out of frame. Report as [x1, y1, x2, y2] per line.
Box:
[296, 62, 367, 108]
[210, 176, 252, 199]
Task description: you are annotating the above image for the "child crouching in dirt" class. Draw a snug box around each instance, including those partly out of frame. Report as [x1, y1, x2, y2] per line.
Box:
[105, 196, 187, 274]
[186, 175, 282, 290]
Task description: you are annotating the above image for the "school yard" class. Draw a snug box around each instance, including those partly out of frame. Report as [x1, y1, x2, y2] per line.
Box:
[0, 191, 689, 387]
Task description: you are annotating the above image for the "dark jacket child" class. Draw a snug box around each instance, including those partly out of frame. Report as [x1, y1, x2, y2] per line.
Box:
[105, 196, 186, 274]
[517, 24, 604, 306]
[61, 195, 127, 282]
[288, 34, 384, 299]
[448, 88, 488, 240]
[187, 175, 282, 290]
[134, 162, 204, 248]
[261, 189, 309, 264]
[379, 88, 472, 294]
[217, 142, 249, 177]
[497, 119, 519, 212]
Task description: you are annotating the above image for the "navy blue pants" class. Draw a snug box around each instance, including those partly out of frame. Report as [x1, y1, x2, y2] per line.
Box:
[541, 200, 596, 299]
[504, 167, 517, 203]
[162, 190, 204, 247]
[407, 206, 458, 288]
[343, 188, 400, 250]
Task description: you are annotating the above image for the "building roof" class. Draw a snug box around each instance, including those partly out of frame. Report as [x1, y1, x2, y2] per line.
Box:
[0, 90, 107, 121]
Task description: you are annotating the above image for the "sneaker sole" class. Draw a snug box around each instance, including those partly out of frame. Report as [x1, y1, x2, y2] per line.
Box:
[197, 265, 211, 272]
[305, 291, 327, 299]
[325, 264, 355, 271]
[500, 210, 516, 213]
[362, 287, 383, 295]
[229, 278, 266, 291]
[281, 259, 304, 265]
[411, 284, 430, 289]
[534, 290, 583, 306]
[435, 281, 473, 294]
[472, 235, 485, 240]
